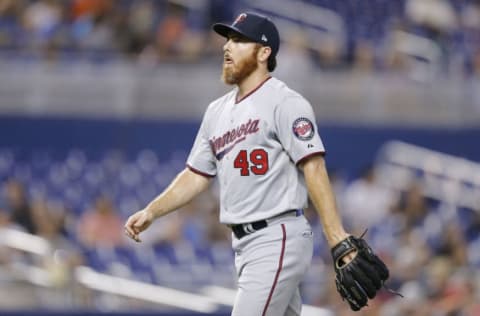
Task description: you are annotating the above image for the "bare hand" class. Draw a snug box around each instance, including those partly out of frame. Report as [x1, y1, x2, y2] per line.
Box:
[124, 209, 154, 242]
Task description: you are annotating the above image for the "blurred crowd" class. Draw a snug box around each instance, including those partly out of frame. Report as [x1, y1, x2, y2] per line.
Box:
[0, 149, 479, 315]
[0, 0, 232, 64]
[0, 0, 479, 77]
[305, 166, 480, 315]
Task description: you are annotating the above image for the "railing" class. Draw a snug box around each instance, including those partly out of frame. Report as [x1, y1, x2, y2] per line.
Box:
[375, 140, 480, 210]
[0, 228, 333, 316]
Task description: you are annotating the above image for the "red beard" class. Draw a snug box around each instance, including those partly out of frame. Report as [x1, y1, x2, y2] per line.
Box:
[222, 46, 259, 85]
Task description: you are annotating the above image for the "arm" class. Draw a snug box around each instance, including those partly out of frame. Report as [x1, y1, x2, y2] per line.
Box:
[300, 155, 348, 247]
[124, 167, 212, 242]
[302, 155, 392, 311]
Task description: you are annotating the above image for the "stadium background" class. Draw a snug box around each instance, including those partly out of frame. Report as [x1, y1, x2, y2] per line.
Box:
[0, 0, 479, 315]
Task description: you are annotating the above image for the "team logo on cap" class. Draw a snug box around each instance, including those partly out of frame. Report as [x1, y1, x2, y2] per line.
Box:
[292, 117, 315, 140]
[234, 13, 247, 25]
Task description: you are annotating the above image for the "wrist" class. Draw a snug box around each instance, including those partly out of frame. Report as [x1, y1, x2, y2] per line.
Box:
[144, 205, 158, 220]
[326, 231, 350, 248]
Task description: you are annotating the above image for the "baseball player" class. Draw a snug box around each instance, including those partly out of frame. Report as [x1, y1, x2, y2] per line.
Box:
[125, 12, 389, 315]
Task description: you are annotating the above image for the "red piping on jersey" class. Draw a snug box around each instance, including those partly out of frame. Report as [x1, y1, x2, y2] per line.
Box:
[235, 76, 272, 104]
[262, 224, 286, 316]
[296, 151, 326, 166]
[186, 164, 216, 178]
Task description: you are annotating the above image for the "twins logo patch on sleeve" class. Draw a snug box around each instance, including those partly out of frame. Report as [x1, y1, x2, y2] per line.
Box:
[292, 118, 314, 141]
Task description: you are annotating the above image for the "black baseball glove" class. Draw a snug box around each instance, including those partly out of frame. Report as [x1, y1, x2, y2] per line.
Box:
[331, 234, 390, 311]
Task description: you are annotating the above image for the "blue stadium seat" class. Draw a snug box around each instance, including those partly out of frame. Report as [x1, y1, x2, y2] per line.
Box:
[0, 148, 14, 180]
[110, 246, 157, 282]
[210, 244, 234, 264]
[83, 247, 110, 272]
[467, 236, 480, 268]
[153, 242, 179, 265]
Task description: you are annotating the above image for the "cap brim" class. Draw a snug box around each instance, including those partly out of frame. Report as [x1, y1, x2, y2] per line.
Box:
[213, 23, 255, 42]
[213, 23, 235, 37]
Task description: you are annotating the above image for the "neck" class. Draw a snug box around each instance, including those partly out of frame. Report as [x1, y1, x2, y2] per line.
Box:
[237, 69, 270, 100]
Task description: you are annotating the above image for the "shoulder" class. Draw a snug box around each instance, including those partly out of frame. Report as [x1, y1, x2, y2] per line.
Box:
[269, 77, 311, 109]
[198, 89, 235, 131]
[206, 89, 236, 113]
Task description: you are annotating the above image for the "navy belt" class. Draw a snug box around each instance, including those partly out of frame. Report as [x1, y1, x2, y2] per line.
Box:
[230, 209, 304, 239]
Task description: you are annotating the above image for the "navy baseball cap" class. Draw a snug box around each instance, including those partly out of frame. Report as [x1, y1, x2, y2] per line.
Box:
[213, 12, 280, 58]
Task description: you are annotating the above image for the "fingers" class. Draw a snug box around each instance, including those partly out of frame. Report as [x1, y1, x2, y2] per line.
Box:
[124, 210, 155, 243]
[340, 249, 358, 265]
[124, 214, 142, 243]
[344, 249, 357, 262]
[133, 215, 146, 231]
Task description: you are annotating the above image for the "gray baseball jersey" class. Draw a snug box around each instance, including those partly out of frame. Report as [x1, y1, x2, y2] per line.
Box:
[187, 77, 325, 224]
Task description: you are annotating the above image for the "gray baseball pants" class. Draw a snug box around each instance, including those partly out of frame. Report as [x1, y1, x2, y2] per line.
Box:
[231, 214, 314, 316]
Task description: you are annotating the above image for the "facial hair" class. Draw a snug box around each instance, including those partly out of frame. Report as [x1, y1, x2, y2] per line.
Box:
[222, 45, 260, 85]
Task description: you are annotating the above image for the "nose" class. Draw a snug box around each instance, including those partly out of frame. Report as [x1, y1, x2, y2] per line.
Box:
[223, 38, 232, 52]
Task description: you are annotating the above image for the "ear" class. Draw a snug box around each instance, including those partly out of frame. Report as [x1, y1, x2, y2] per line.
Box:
[257, 46, 272, 63]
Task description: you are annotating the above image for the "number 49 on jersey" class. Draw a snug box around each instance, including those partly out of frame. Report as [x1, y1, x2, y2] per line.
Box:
[233, 149, 269, 176]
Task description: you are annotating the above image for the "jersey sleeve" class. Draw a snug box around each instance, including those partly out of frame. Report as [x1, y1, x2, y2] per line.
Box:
[186, 112, 217, 177]
[274, 95, 325, 165]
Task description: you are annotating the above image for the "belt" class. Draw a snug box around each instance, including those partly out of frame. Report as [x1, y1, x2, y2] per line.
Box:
[230, 209, 304, 240]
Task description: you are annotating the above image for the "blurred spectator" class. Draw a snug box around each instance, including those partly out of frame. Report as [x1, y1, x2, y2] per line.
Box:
[399, 182, 431, 228]
[202, 192, 230, 246]
[0, 200, 8, 227]
[121, 0, 155, 57]
[435, 222, 468, 266]
[383, 20, 411, 72]
[276, 29, 317, 83]
[0, 0, 24, 49]
[31, 198, 84, 288]
[155, 2, 187, 59]
[77, 194, 124, 248]
[397, 183, 455, 253]
[32, 197, 80, 257]
[460, 0, 480, 76]
[3, 178, 37, 234]
[71, 3, 115, 53]
[0, 198, 18, 265]
[22, 0, 63, 49]
[147, 1, 204, 63]
[314, 35, 344, 70]
[71, 0, 113, 20]
[423, 256, 468, 315]
[177, 187, 225, 250]
[406, 0, 457, 35]
[465, 209, 480, 268]
[381, 280, 430, 316]
[405, 0, 458, 74]
[341, 166, 395, 233]
[395, 227, 431, 279]
[353, 40, 376, 72]
[464, 207, 480, 242]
